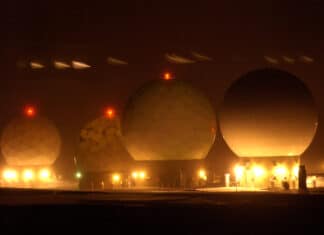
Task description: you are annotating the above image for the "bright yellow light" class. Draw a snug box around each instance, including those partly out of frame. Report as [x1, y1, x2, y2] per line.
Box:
[306, 176, 317, 188]
[198, 169, 207, 181]
[293, 165, 299, 178]
[3, 169, 18, 181]
[273, 165, 287, 178]
[112, 174, 121, 183]
[132, 171, 146, 180]
[39, 169, 50, 181]
[234, 165, 244, 181]
[75, 172, 82, 179]
[23, 169, 34, 181]
[252, 166, 265, 178]
[132, 172, 138, 179]
[139, 171, 146, 179]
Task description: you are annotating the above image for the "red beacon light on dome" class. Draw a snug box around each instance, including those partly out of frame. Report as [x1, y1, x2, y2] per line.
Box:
[163, 72, 173, 81]
[105, 107, 115, 119]
[24, 106, 36, 118]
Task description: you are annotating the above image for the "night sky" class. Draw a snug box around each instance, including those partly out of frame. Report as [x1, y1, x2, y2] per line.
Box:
[0, 1, 324, 177]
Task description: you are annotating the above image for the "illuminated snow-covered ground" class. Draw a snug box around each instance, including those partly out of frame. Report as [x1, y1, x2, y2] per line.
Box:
[0, 180, 78, 190]
[196, 187, 268, 192]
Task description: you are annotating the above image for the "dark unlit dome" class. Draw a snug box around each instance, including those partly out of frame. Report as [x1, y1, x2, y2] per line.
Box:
[219, 68, 318, 157]
[76, 117, 133, 172]
[1, 117, 61, 166]
[122, 79, 216, 161]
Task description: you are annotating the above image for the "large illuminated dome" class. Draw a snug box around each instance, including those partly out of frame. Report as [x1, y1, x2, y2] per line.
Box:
[76, 116, 133, 172]
[219, 68, 318, 157]
[122, 79, 216, 161]
[1, 117, 61, 166]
